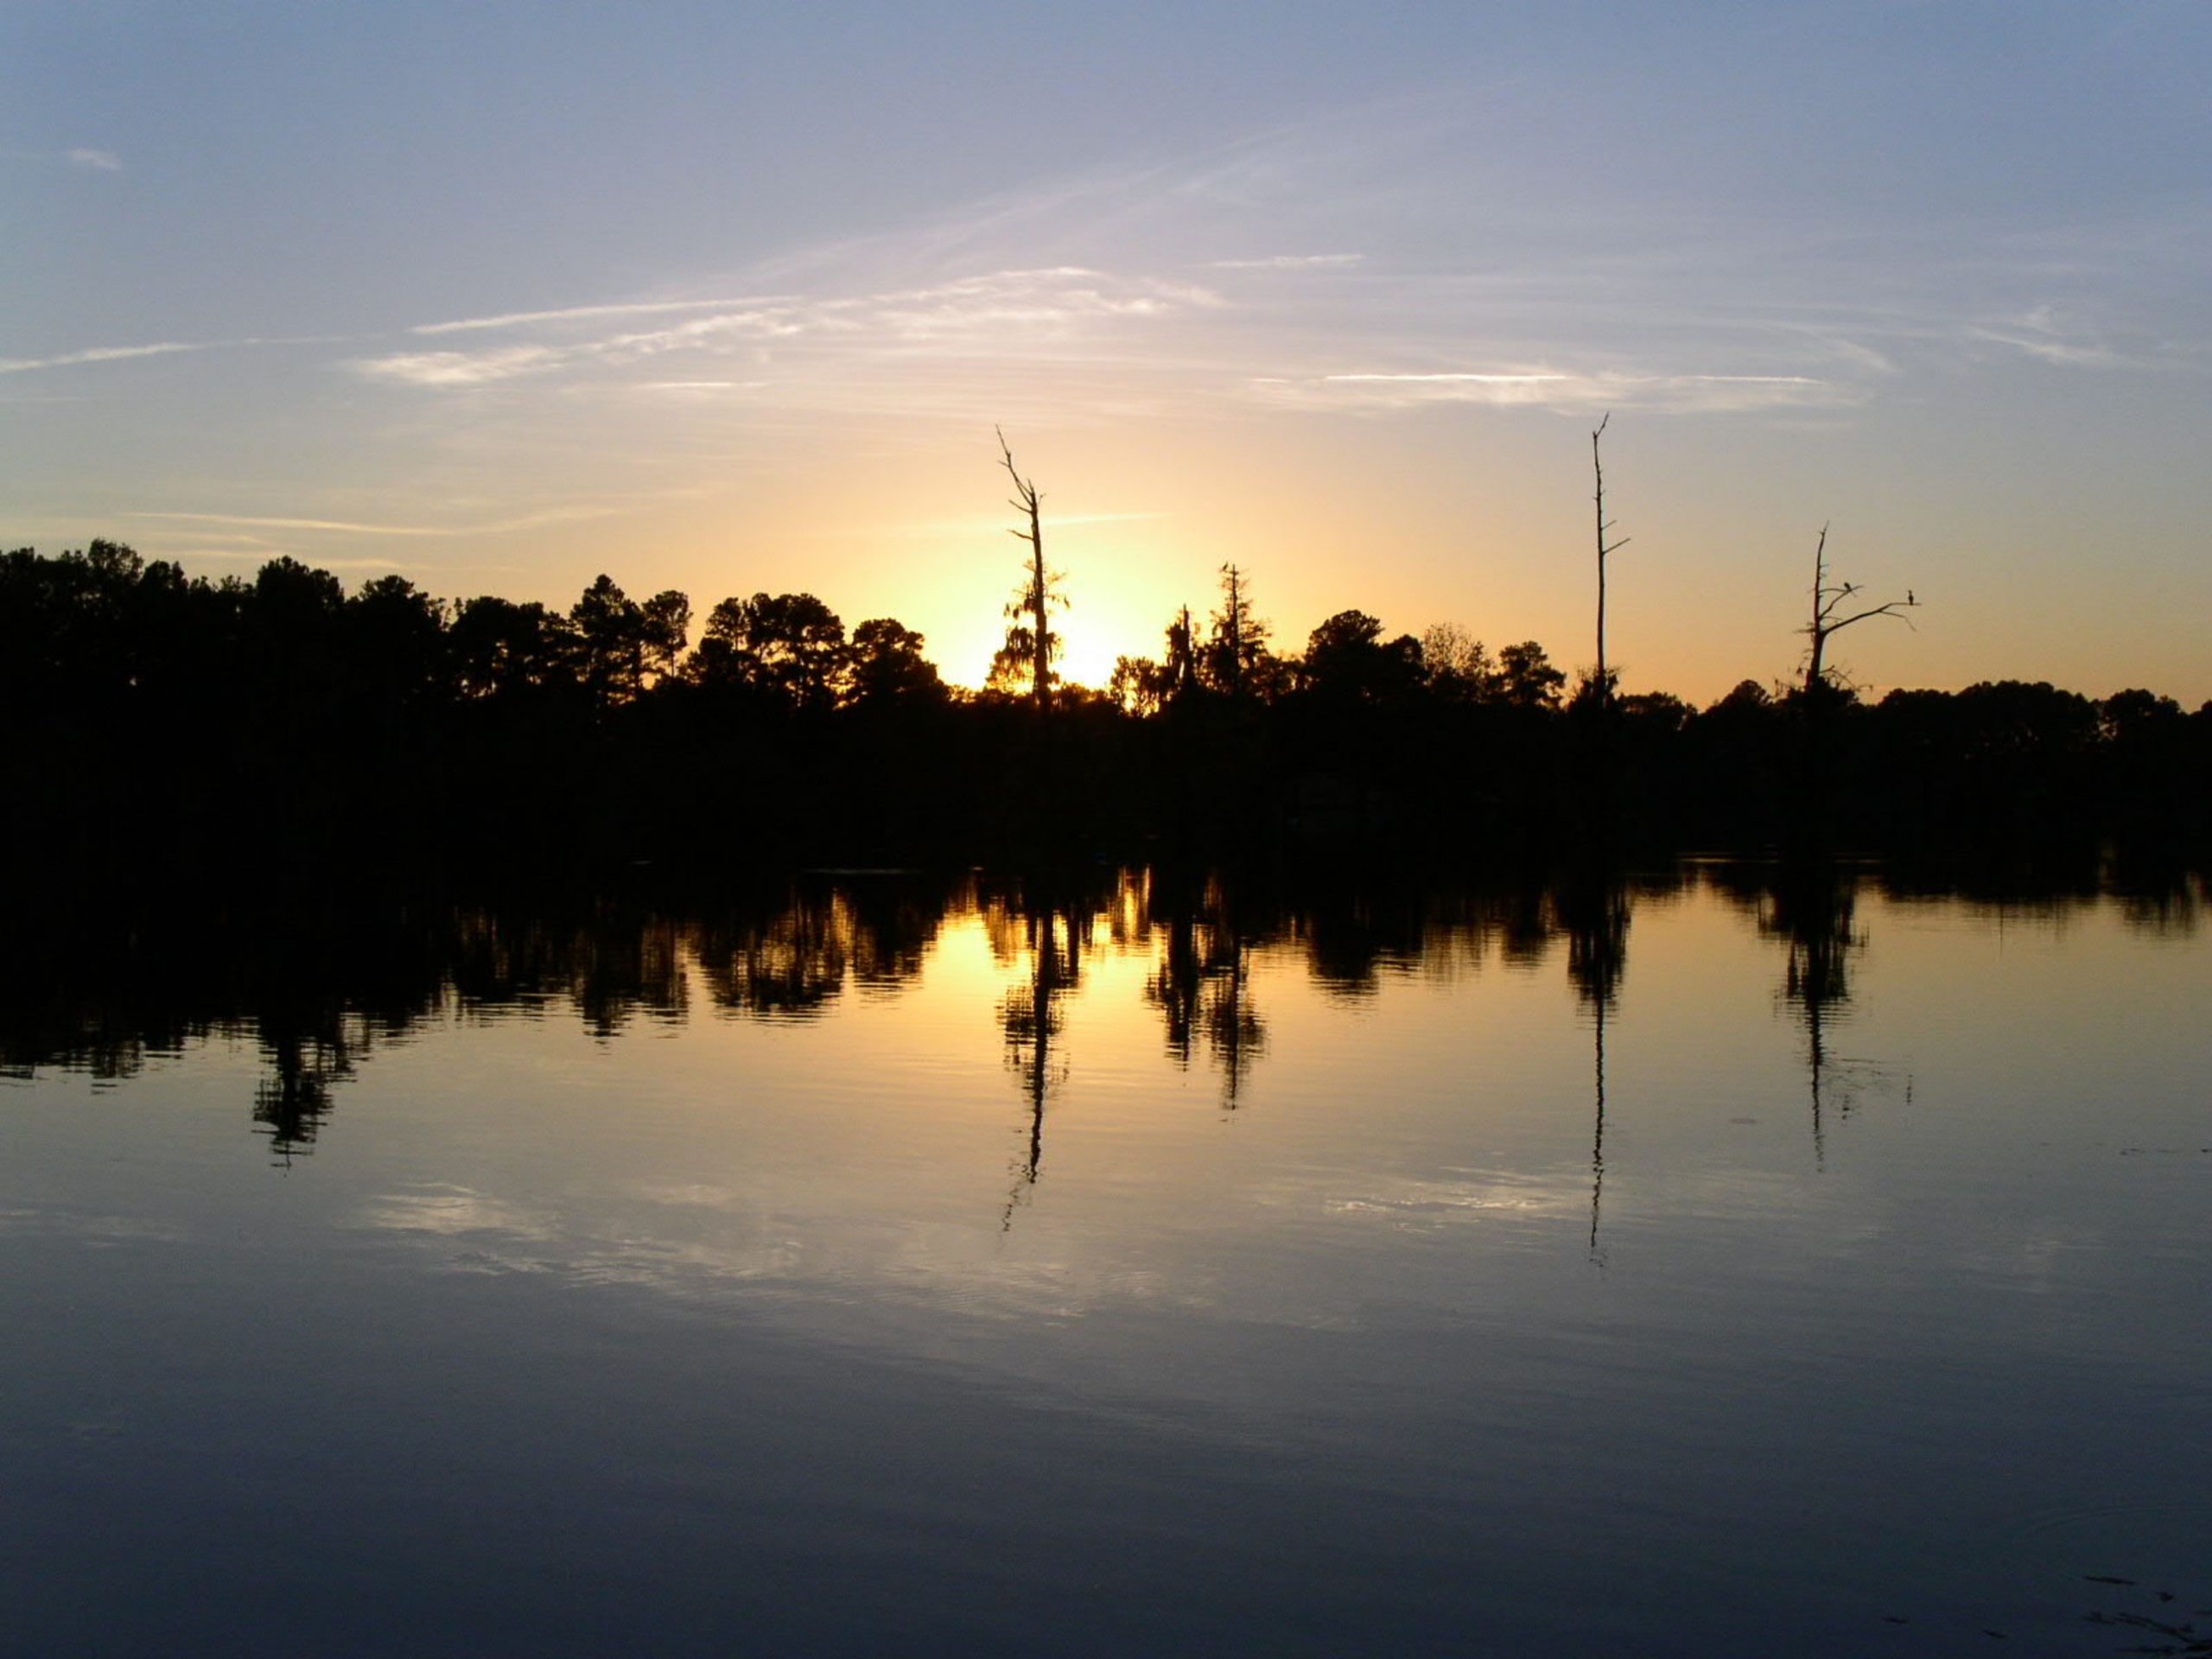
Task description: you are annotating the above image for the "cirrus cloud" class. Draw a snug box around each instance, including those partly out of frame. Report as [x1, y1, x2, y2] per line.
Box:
[1249, 367, 1850, 416]
[352, 268, 1226, 391]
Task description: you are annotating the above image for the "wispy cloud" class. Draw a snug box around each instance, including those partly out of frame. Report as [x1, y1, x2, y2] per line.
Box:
[0, 341, 200, 375]
[325, 143, 1929, 444]
[352, 308, 810, 387]
[842, 510, 1167, 540]
[0, 334, 346, 377]
[1974, 332, 2120, 369]
[351, 345, 569, 387]
[352, 268, 1224, 391]
[66, 148, 123, 172]
[1968, 306, 2128, 369]
[1323, 372, 1568, 386]
[1255, 368, 1848, 416]
[1206, 253, 1365, 270]
[125, 506, 619, 537]
[410, 296, 791, 335]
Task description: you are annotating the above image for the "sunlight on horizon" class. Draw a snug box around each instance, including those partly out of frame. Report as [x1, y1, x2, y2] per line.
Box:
[875, 511, 1206, 693]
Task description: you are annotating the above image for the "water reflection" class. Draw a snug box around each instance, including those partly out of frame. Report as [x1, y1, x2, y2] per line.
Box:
[989, 877, 1096, 1221]
[1710, 861, 1899, 1168]
[982, 868, 1278, 1224]
[1143, 872, 1268, 1108]
[1556, 870, 1630, 1261]
[3, 859, 2198, 1180]
[6, 860, 2207, 1659]
[1770, 864, 1865, 1169]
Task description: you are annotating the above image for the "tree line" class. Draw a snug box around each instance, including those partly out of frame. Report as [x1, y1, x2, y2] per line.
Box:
[3, 537, 2204, 873]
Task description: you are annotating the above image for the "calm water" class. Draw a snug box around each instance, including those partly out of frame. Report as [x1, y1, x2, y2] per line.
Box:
[3, 864, 2206, 1657]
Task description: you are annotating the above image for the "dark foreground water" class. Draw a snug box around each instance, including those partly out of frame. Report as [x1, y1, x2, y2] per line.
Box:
[3, 863, 2206, 1657]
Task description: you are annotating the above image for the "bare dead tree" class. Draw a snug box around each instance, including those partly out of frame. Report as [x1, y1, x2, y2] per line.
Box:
[1801, 524, 1916, 700]
[1792, 526, 1918, 850]
[1591, 413, 1630, 711]
[997, 427, 1058, 711]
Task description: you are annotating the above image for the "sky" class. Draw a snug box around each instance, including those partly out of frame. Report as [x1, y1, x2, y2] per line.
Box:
[6, 0, 2209, 702]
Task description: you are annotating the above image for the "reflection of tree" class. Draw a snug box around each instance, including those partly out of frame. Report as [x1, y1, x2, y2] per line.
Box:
[842, 880, 955, 988]
[692, 879, 957, 1016]
[1201, 949, 1264, 1109]
[253, 1021, 353, 1163]
[571, 916, 689, 1037]
[1150, 903, 1204, 1064]
[446, 907, 693, 1039]
[0, 880, 960, 1161]
[0, 861, 1999, 1194]
[1555, 873, 1630, 1261]
[1302, 887, 1426, 999]
[1498, 887, 1553, 970]
[1142, 874, 1269, 1109]
[695, 900, 844, 1018]
[996, 886, 1090, 1225]
[2110, 861, 2206, 939]
[1757, 862, 1868, 1169]
[1557, 877, 1630, 1013]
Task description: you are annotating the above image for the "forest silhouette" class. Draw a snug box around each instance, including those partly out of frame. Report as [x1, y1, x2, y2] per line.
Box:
[3, 538, 2205, 874]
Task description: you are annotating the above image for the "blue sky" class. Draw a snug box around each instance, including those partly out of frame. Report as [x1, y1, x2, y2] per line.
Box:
[7, 1, 2208, 698]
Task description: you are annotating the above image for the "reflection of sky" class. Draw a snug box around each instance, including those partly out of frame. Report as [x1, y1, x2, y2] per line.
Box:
[8, 4, 2210, 700]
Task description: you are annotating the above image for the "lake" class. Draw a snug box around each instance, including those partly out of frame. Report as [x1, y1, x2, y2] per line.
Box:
[3, 861, 2205, 1657]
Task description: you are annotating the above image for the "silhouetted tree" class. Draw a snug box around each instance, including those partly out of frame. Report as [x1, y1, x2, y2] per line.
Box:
[1109, 653, 1165, 715]
[254, 555, 346, 619]
[570, 574, 689, 706]
[693, 592, 846, 709]
[1164, 605, 1199, 701]
[845, 617, 946, 709]
[995, 428, 1061, 711]
[1421, 623, 1499, 703]
[2, 527, 2198, 869]
[1300, 610, 1422, 704]
[346, 574, 450, 712]
[1589, 413, 1630, 712]
[1202, 563, 1272, 699]
[452, 595, 577, 698]
[1800, 525, 1916, 702]
[1497, 640, 1567, 710]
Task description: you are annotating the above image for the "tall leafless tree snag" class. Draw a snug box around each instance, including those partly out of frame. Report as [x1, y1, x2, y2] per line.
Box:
[1800, 524, 1916, 700]
[1591, 412, 1630, 711]
[997, 427, 1060, 711]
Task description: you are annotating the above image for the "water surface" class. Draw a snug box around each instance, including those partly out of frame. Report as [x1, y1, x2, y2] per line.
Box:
[3, 864, 2206, 1656]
